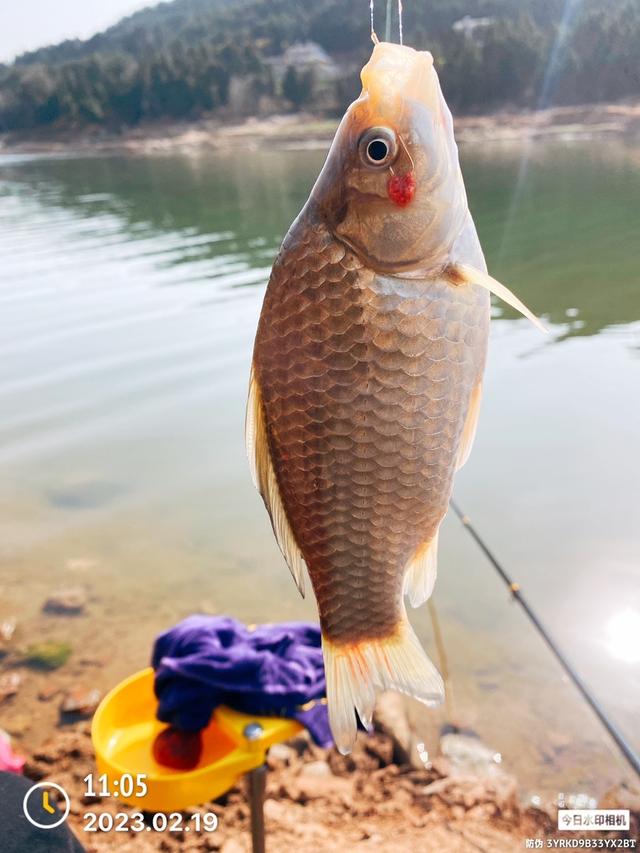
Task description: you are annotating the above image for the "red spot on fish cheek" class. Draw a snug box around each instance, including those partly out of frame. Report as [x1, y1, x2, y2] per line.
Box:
[387, 172, 416, 207]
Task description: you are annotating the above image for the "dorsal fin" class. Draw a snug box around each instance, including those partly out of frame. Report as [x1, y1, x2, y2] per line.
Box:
[245, 365, 306, 597]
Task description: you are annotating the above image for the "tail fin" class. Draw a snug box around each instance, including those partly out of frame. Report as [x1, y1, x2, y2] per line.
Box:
[323, 618, 444, 754]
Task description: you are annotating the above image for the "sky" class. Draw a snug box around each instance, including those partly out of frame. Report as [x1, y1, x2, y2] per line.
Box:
[0, 0, 157, 63]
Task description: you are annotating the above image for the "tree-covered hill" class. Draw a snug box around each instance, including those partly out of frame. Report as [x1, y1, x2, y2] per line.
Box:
[1, 0, 638, 133]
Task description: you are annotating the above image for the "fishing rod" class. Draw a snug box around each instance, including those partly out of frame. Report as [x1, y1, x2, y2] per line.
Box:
[449, 498, 640, 780]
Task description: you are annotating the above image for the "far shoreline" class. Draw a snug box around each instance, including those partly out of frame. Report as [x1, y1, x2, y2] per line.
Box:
[1, 100, 639, 158]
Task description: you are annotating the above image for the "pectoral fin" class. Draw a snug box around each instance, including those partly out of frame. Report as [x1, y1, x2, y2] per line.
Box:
[451, 263, 547, 334]
[456, 381, 482, 470]
[245, 365, 306, 597]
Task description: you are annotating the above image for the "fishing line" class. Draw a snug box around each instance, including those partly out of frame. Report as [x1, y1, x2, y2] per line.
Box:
[398, 0, 403, 45]
[385, 0, 392, 42]
[450, 498, 640, 779]
[428, 598, 457, 723]
[369, 0, 375, 38]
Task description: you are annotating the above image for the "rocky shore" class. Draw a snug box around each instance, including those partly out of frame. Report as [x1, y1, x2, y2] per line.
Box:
[1, 580, 639, 850]
[1, 101, 639, 158]
[19, 697, 639, 853]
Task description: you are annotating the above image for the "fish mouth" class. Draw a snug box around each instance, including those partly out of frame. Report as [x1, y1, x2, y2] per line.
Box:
[360, 42, 438, 117]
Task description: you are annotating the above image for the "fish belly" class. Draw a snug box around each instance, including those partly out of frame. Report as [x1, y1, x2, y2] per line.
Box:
[253, 220, 489, 645]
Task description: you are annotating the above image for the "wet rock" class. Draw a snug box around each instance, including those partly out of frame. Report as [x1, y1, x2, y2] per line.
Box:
[0, 618, 17, 645]
[264, 797, 288, 822]
[39, 684, 63, 701]
[291, 768, 351, 803]
[478, 679, 499, 691]
[43, 588, 87, 615]
[299, 759, 331, 778]
[373, 691, 412, 764]
[220, 840, 244, 853]
[600, 782, 640, 837]
[267, 742, 296, 768]
[439, 732, 503, 778]
[430, 755, 454, 778]
[559, 791, 597, 809]
[78, 656, 107, 667]
[0, 619, 17, 658]
[364, 734, 394, 766]
[0, 672, 22, 702]
[287, 732, 314, 757]
[46, 479, 126, 510]
[328, 732, 395, 776]
[60, 687, 101, 717]
[24, 641, 72, 670]
[417, 773, 519, 820]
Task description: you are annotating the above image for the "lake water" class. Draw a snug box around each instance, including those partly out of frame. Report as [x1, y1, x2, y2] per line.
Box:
[0, 138, 638, 799]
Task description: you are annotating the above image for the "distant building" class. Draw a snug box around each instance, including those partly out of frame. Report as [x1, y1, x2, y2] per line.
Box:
[265, 41, 341, 111]
[266, 41, 340, 88]
[452, 15, 495, 41]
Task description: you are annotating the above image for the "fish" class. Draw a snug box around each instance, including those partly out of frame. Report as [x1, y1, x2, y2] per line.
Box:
[246, 41, 542, 754]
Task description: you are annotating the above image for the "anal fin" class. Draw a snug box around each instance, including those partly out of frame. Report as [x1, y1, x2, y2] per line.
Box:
[403, 530, 439, 608]
[456, 380, 482, 470]
[245, 364, 306, 597]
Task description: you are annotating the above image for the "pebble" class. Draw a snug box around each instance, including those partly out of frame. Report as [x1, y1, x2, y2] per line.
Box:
[60, 687, 102, 716]
[0, 672, 21, 702]
[0, 618, 17, 644]
[263, 798, 288, 821]
[372, 691, 412, 764]
[299, 760, 332, 778]
[440, 732, 503, 778]
[43, 588, 87, 615]
[39, 684, 62, 701]
[268, 742, 296, 765]
[220, 839, 244, 853]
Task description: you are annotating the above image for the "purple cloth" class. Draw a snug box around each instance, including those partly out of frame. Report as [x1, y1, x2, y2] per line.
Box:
[152, 615, 332, 747]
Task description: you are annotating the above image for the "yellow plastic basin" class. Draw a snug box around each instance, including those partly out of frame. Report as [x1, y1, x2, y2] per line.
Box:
[91, 667, 302, 812]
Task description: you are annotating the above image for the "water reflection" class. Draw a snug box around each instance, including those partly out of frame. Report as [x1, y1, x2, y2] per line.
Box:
[2, 140, 640, 337]
[0, 140, 638, 794]
[606, 609, 640, 664]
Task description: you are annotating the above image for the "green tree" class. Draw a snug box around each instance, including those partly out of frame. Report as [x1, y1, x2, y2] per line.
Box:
[282, 66, 314, 110]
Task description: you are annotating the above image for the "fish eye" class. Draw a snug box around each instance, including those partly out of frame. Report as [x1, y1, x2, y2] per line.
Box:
[359, 127, 398, 169]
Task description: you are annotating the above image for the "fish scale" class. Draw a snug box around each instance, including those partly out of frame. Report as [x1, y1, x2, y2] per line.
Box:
[253, 216, 488, 644]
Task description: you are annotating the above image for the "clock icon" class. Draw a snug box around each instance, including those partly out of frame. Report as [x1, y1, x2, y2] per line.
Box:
[23, 782, 71, 829]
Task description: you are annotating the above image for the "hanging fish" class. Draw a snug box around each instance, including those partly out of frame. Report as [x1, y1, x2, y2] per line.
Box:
[246, 42, 543, 753]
